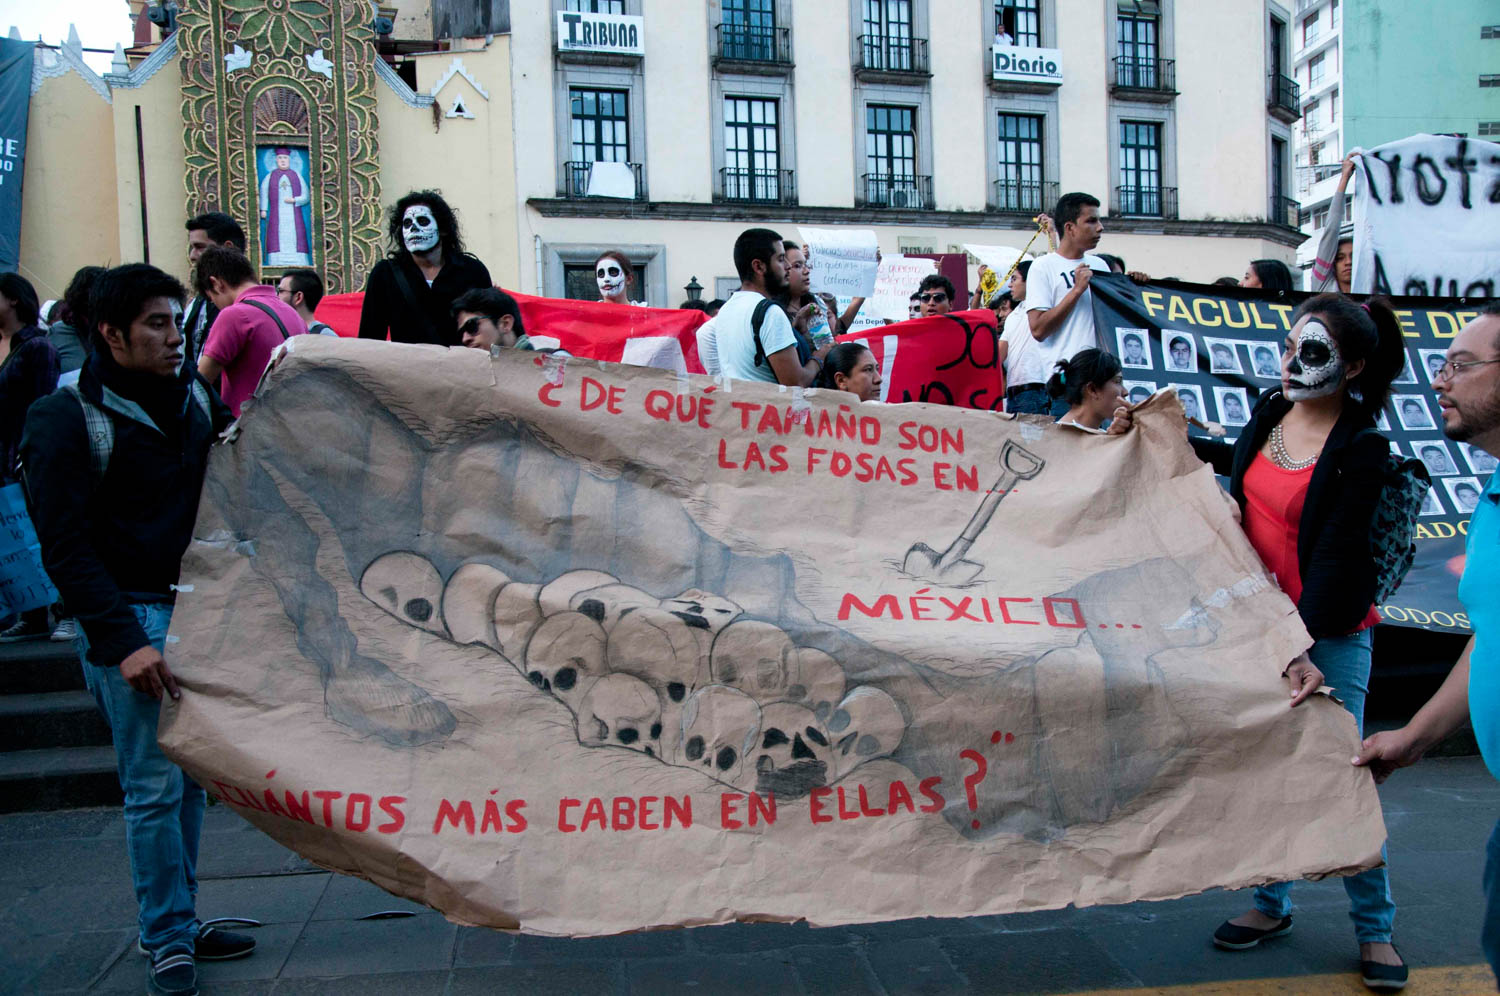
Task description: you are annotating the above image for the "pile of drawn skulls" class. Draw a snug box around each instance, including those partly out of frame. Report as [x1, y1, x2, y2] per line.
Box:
[360, 556, 907, 799]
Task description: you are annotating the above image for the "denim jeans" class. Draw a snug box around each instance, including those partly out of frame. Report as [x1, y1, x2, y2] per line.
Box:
[1007, 387, 1069, 418]
[1252, 629, 1395, 944]
[1482, 818, 1500, 987]
[80, 602, 204, 954]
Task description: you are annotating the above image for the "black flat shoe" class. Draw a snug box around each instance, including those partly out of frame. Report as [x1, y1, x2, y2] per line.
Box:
[1212, 915, 1293, 950]
[1361, 944, 1408, 991]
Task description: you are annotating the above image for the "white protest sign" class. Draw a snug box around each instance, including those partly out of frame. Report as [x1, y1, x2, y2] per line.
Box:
[963, 244, 1033, 280]
[802, 226, 879, 298]
[1351, 134, 1500, 297]
[857, 254, 938, 325]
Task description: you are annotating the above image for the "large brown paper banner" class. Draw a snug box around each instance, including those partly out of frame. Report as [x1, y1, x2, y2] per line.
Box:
[161, 337, 1386, 937]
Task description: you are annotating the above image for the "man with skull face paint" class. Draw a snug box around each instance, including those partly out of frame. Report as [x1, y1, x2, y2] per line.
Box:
[1171, 294, 1411, 988]
[358, 191, 491, 347]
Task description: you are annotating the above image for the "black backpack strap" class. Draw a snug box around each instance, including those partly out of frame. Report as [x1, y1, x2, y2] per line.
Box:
[239, 298, 292, 341]
[751, 298, 775, 369]
[387, 261, 442, 344]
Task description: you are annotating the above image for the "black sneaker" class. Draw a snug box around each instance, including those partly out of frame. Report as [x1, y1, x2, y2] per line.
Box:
[0, 616, 50, 643]
[147, 946, 197, 996]
[1361, 945, 1408, 991]
[138, 925, 257, 961]
[1212, 914, 1293, 950]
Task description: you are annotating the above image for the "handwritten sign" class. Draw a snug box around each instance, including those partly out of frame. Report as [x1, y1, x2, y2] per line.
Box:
[1351, 134, 1500, 298]
[801, 226, 879, 299]
[163, 338, 1383, 937]
[0, 483, 57, 614]
[859, 253, 938, 324]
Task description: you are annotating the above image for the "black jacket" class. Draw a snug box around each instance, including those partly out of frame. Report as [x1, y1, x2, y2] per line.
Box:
[358, 252, 492, 347]
[0, 326, 60, 481]
[19, 353, 233, 667]
[1191, 391, 1389, 639]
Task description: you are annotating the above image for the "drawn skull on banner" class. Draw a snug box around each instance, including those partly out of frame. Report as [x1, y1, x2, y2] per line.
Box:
[402, 205, 439, 255]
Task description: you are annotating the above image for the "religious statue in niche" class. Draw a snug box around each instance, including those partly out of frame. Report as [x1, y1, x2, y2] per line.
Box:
[257, 146, 313, 267]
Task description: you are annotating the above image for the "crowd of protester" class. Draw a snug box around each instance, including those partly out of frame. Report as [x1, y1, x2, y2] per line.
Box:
[3, 167, 1499, 995]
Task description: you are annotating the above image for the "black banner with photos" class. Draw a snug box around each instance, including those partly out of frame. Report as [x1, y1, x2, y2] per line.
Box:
[1089, 274, 1492, 635]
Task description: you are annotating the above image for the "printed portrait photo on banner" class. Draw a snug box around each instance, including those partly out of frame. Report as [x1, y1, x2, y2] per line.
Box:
[1419, 349, 1448, 386]
[1212, 386, 1250, 427]
[1460, 442, 1499, 476]
[1169, 383, 1205, 422]
[1204, 338, 1243, 375]
[1249, 342, 1280, 379]
[1116, 328, 1153, 369]
[1445, 477, 1484, 514]
[1393, 351, 1418, 385]
[1420, 488, 1446, 517]
[1165, 333, 1197, 373]
[1393, 394, 1436, 431]
[1124, 381, 1156, 406]
[1416, 440, 1459, 477]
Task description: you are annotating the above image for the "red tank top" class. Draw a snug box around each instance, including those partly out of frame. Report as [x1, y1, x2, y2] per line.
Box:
[1242, 452, 1380, 632]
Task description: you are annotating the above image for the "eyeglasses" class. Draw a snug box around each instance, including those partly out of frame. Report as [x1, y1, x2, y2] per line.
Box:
[1434, 357, 1500, 382]
[918, 293, 948, 303]
[457, 317, 486, 337]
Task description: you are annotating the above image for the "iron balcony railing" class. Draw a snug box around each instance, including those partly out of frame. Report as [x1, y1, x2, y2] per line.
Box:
[1112, 56, 1176, 92]
[992, 179, 1059, 215]
[1272, 194, 1302, 228]
[718, 167, 797, 205]
[1268, 72, 1301, 116]
[855, 34, 929, 74]
[561, 160, 645, 200]
[714, 23, 792, 64]
[1114, 185, 1179, 219]
[861, 173, 933, 209]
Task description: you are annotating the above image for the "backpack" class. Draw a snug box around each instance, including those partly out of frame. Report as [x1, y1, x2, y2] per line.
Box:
[1357, 429, 1433, 603]
[59, 382, 215, 482]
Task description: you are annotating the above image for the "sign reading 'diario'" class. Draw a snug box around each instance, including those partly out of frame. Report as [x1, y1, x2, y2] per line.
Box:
[556, 11, 644, 57]
[992, 45, 1063, 85]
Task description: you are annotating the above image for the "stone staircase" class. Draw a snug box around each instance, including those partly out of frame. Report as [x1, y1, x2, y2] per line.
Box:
[0, 639, 120, 812]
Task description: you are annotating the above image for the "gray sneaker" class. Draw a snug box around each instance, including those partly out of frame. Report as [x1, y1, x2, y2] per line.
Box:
[48, 618, 78, 643]
[147, 947, 197, 996]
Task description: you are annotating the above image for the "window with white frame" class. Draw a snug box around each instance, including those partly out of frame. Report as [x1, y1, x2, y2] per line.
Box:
[862, 0, 914, 70]
[723, 96, 782, 200]
[994, 0, 1040, 46]
[996, 113, 1044, 211]
[1119, 120, 1163, 214]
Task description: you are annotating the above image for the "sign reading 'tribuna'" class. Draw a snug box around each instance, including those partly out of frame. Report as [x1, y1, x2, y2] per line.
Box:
[992, 45, 1063, 85]
[556, 11, 644, 57]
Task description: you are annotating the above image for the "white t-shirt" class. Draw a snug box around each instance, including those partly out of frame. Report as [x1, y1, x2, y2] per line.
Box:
[1000, 306, 1046, 387]
[696, 316, 720, 376]
[715, 290, 797, 384]
[1021, 251, 1108, 374]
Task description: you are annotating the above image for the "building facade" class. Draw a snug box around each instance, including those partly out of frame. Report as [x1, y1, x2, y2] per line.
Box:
[17, 0, 1305, 307]
[1293, 0, 1500, 282]
[514, 0, 1305, 304]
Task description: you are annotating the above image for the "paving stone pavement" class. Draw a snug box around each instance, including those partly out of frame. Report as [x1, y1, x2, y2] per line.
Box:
[2, 757, 1495, 995]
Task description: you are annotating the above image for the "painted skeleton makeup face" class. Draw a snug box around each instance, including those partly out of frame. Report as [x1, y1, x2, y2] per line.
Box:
[402, 205, 439, 254]
[596, 260, 626, 299]
[1284, 319, 1345, 401]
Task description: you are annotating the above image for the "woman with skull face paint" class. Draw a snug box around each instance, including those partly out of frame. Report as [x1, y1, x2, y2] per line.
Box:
[1186, 294, 1410, 988]
[358, 190, 492, 347]
[594, 251, 641, 307]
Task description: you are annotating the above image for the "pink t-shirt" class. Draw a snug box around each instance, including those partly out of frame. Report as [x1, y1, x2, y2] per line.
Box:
[202, 285, 308, 415]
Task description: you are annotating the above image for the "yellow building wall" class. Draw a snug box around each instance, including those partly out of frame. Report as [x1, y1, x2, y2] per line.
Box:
[18, 71, 120, 301]
[112, 55, 190, 286]
[375, 37, 521, 290]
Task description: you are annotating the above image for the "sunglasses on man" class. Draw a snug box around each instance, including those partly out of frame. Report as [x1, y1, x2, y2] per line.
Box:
[457, 317, 488, 337]
[918, 292, 948, 303]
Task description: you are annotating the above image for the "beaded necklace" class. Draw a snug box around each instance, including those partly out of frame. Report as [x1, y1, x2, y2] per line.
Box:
[1268, 423, 1319, 471]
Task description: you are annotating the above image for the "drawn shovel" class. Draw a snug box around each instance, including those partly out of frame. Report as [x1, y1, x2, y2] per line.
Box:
[901, 440, 1045, 584]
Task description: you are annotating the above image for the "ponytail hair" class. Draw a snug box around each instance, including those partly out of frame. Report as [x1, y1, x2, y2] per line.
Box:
[815, 342, 873, 390]
[1293, 293, 1404, 420]
[1249, 259, 1294, 293]
[1046, 347, 1122, 405]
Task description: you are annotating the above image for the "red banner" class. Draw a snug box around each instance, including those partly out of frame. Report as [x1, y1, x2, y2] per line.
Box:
[837, 310, 1005, 411]
[315, 296, 1002, 409]
[315, 291, 707, 374]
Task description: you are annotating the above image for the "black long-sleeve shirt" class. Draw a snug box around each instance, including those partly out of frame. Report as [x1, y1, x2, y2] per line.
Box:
[1191, 391, 1389, 639]
[357, 252, 492, 347]
[20, 353, 232, 667]
[0, 326, 60, 482]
